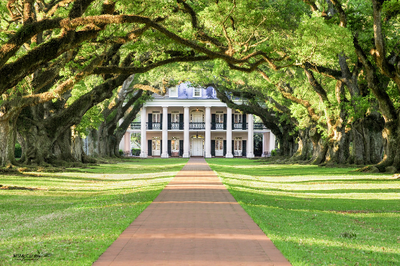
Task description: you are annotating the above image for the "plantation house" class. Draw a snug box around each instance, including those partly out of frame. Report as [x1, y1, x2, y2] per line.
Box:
[119, 84, 275, 158]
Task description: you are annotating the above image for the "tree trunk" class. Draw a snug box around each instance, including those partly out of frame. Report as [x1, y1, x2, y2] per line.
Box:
[376, 120, 400, 172]
[85, 129, 99, 157]
[95, 125, 115, 157]
[308, 127, 328, 165]
[290, 128, 312, 161]
[353, 36, 399, 172]
[325, 126, 350, 165]
[92, 124, 120, 158]
[109, 134, 121, 157]
[350, 113, 384, 165]
[71, 127, 83, 162]
[90, 88, 146, 159]
[0, 118, 18, 167]
[350, 122, 365, 165]
[278, 130, 297, 157]
[18, 122, 54, 166]
[53, 130, 72, 162]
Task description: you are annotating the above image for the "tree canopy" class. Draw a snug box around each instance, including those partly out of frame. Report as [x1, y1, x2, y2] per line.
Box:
[1, 0, 400, 172]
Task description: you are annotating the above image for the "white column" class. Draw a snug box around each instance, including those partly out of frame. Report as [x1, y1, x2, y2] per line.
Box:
[261, 132, 266, 157]
[247, 114, 254, 158]
[269, 132, 276, 153]
[119, 135, 125, 151]
[140, 107, 147, 158]
[205, 106, 211, 158]
[264, 132, 271, 156]
[226, 107, 233, 158]
[183, 107, 190, 158]
[161, 106, 169, 158]
[119, 119, 124, 151]
[124, 132, 131, 155]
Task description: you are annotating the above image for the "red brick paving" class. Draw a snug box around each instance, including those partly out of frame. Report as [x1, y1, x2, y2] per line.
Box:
[93, 158, 291, 266]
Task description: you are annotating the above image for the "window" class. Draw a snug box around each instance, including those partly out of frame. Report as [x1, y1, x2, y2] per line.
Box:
[152, 112, 161, 123]
[193, 87, 202, 97]
[169, 86, 178, 97]
[171, 112, 180, 129]
[215, 137, 224, 151]
[171, 112, 180, 122]
[190, 109, 204, 122]
[234, 113, 242, 123]
[216, 113, 224, 123]
[234, 137, 242, 150]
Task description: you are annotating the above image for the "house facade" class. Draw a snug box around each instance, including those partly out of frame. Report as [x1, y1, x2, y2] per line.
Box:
[119, 83, 275, 158]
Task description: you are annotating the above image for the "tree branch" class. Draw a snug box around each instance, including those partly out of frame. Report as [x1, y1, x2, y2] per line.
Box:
[92, 55, 211, 74]
[258, 68, 321, 123]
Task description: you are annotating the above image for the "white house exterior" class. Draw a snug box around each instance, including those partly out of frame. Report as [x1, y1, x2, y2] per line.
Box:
[119, 83, 275, 158]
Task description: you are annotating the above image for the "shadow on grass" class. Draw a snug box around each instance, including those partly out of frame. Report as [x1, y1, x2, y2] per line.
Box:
[0, 176, 174, 191]
[209, 158, 400, 264]
[207, 160, 391, 177]
[226, 188, 400, 265]
[226, 184, 400, 211]
[223, 176, 398, 185]
[0, 186, 167, 265]
[227, 182, 400, 195]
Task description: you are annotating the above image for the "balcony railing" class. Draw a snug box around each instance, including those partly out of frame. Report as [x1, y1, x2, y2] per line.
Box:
[233, 123, 246, 130]
[211, 122, 225, 130]
[130, 122, 141, 129]
[253, 123, 267, 130]
[140, 122, 268, 130]
[169, 122, 183, 130]
[147, 122, 161, 130]
[190, 122, 205, 130]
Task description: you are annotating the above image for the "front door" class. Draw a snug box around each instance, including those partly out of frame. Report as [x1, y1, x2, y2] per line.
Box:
[171, 138, 180, 156]
[191, 138, 203, 156]
[152, 139, 161, 156]
[234, 139, 242, 157]
[215, 139, 224, 156]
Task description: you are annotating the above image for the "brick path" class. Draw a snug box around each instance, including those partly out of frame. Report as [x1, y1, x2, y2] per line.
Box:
[93, 158, 291, 266]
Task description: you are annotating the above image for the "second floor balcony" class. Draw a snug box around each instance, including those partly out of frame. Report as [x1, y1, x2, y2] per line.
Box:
[131, 122, 268, 131]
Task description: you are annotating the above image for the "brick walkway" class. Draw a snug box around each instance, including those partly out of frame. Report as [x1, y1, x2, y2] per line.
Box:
[93, 158, 291, 266]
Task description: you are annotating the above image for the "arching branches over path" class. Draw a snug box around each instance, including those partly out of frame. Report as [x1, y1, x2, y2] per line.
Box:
[1, 0, 399, 172]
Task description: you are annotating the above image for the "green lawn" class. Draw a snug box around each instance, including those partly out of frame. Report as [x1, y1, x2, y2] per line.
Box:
[0, 158, 188, 265]
[207, 158, 400, 266]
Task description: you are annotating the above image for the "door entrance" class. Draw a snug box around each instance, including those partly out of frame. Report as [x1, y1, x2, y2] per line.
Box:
[152, 139, 161, 156]
[234, 138, 242, 157]
[191, 110, 204, 130]
[192, 112, 203, 122]
[215, 138, 224, 156]
[191, 138, 204, 156]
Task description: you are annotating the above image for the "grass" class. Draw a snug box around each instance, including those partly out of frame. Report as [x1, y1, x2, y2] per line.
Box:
[0, 158, 188, 265]
[206, 158, 400, 266]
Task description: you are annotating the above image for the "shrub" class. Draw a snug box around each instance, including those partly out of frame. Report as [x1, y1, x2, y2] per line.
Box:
[119, 149, 123, 156]
[131, 148, 141, 156]
[271, 149, 277, 156]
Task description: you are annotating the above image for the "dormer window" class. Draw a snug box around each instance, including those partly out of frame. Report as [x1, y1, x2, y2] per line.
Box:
[169, 86, 178, 97]
[193, 87, 201, 97]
